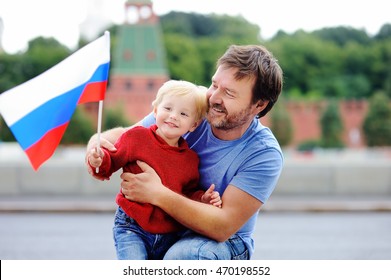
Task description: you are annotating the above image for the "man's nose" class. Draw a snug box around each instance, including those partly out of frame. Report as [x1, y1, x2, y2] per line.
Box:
[208, 87, 222, 103]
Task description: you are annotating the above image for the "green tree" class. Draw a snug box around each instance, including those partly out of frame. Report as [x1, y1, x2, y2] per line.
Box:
[0, 37, 70, 93]
[212, 14, 261, 42]
[161, 12, 216, 37]
[269, 32, 342, 95]
[270, 99, 293, 147]
[103, 105, 132, 130]
[384, 68, 391, 99]
[161, 12, 260, 41]
[371, 40, 391, 95]
[0, 53, 27, 92]
[61, 107, 95, 145]
[0, 115, 15, 142]
[163, 34, 205, 84]
[311, 74, 371, 99]
[313, 26, 371, 46]
[362, 92, 391, 146]
[23, 37, 70, 80]
[375, 23, 391, 41]
[320, 100, 344, 148]
[160, 12, 261, 86]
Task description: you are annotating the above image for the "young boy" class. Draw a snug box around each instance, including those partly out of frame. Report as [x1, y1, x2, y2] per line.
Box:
[87, 80, 221, 259]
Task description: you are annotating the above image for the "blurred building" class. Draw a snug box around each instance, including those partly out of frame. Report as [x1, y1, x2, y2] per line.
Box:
[103, 0, 169, 123]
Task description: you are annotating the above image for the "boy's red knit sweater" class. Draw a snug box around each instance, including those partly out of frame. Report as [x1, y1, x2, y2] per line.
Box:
[94, 125, 204, 234]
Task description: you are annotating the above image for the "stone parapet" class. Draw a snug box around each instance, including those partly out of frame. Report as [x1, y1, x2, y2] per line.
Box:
[1, 144, 391, 197]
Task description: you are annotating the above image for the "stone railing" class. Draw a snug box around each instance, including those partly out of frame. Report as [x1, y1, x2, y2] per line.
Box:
[1, 144, 391, 197]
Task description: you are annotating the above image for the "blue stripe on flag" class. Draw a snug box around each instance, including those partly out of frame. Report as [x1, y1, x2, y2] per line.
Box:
[10, 62, 110, 150]
[90, 63, 110, 82]
[11, 85, 82, 150]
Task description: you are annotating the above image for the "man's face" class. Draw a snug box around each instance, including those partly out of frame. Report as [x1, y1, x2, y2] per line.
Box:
[206, 66, 259, 136]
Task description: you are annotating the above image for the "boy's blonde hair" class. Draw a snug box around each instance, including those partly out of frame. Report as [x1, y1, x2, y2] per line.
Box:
[152, 80, 208, 121]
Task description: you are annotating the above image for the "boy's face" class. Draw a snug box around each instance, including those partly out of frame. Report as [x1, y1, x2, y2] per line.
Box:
[154, 94, 199, 142]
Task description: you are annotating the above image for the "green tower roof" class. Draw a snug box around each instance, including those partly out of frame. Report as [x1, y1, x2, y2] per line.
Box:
[112, 23, 168, 76]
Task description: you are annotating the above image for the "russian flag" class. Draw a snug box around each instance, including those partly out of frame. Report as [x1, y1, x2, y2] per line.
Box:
[0, 31, 110, 170]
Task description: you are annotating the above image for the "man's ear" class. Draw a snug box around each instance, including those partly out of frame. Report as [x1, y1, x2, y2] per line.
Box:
[255, 100, 269, 114]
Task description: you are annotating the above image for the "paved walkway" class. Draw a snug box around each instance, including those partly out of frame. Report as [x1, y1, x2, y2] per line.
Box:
[1, 211, 390, 260]
[1, 194, 390, 260]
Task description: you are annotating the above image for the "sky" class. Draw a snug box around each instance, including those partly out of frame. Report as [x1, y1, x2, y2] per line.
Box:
[0, 0, 390, 54]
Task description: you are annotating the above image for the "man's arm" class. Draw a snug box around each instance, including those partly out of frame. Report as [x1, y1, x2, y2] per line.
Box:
[155, 184, 260, 241]
[120, 161, 262, 242]
[86, 127, 124, 152]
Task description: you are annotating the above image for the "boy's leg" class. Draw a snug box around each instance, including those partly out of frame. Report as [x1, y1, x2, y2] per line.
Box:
[112, 207, 150, 260]
[150, 231, 183, 260]
[163, 230, 249, 260]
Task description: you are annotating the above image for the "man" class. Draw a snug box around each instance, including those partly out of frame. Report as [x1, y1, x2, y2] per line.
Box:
[86, 44, 284, 259]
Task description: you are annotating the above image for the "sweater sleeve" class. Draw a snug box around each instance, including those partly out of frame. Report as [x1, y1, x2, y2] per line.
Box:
[181, 152, 204, 202]
[96, 131, 133, 179]
[187, 190, 205, 202]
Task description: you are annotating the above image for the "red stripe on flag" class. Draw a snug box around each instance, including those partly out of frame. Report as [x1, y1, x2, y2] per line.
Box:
[25, 122, 69, 170]
[78, 81, 107, 104]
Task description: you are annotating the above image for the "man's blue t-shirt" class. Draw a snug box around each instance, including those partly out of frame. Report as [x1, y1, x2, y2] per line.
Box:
[142, 114, 283, 256]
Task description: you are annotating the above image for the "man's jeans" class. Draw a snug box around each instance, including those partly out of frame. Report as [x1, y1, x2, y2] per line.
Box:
[113, 207, 250, 260]
[163, 230, 250, 260]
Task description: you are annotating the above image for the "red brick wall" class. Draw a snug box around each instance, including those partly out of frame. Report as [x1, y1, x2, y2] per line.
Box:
[99, 94, 370, 148]
[262, 100, 369, 148]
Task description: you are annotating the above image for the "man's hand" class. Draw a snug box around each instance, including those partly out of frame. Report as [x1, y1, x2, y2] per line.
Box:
[120, 161, 163, 204]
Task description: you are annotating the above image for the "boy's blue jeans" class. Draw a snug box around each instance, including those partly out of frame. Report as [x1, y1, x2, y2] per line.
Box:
[113, 207, 181, 259]
[113, 207, 249, 260]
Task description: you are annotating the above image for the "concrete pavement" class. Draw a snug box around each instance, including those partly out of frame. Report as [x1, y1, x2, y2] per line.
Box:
[1, 194, 390, 260]
[1, 211, 390, 260]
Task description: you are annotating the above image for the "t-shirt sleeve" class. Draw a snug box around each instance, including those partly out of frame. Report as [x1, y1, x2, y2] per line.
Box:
[230, 147, 283, 204]
[141, 112, 156, 127]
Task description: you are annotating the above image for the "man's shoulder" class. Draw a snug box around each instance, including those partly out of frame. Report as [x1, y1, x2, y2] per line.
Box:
[244, 121, 283, 161]
[254, 121, 280, 146]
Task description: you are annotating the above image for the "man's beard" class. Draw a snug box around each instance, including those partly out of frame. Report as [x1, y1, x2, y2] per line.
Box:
[207, 103, 253, 131]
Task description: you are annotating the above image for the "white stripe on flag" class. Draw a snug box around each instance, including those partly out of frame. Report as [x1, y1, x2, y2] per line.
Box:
[0, 32, 110, 126]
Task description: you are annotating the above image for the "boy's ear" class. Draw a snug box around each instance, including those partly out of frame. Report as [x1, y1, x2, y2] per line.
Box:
[188, 120, 201, 132]
[153, 107, 158, 118]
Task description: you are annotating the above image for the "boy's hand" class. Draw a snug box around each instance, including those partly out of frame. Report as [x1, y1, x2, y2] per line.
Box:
[201, 184, 222, 208]
[87, 147, 104, 172]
